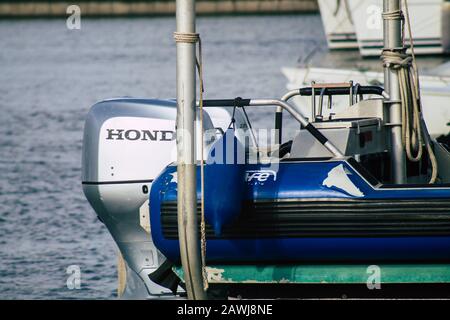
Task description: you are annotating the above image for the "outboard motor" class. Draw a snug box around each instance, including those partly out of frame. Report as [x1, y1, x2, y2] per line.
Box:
[81, 97, 252, 298]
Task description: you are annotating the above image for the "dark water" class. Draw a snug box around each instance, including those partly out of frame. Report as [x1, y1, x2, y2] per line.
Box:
[0, 15, 326, 299]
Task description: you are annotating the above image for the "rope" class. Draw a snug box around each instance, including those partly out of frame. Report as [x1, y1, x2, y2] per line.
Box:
[382, 9, 405, 44]
[381, 0, 438, 183]
[382, 9, 403, 20]
[173, 31, 209, 290]
[403, 0, 438, 184]
[228, 106, 237, 130]
[173, 32, 200, 44]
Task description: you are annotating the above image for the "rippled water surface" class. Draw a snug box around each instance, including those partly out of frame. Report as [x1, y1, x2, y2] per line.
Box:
[0, 15, 330, 299]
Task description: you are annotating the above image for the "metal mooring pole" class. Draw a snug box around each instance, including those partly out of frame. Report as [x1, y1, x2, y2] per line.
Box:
[383, 0, 406, 184]
[175, 0, 207, 300]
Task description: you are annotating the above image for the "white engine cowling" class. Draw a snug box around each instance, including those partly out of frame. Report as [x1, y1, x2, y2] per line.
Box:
[81, 97, 249, 298]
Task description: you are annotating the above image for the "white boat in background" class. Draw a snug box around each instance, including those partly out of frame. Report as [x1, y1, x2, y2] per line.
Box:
[318, 0, 358, 49]
[350, 0, 450, 56]
[318, 0, 450, 56]
[282, 66, 450, 137]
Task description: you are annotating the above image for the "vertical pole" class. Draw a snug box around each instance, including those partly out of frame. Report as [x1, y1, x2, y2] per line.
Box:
[175, 0, 207, 300]
[383, 0, 406, 184]
[274, 107, 282, 145]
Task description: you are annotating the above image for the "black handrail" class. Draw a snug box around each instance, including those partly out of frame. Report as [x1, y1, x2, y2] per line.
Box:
[299, 85, 384, 97]
[202, 97, 251, 107]
[201, 86, 384, 108]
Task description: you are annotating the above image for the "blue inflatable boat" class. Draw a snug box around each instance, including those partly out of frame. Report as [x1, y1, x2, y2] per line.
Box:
[150, 158, 450, 263]
[150, 93, 450, 264]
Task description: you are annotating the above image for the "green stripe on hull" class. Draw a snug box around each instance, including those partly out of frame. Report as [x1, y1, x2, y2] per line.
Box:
[174, 264, 450, 284]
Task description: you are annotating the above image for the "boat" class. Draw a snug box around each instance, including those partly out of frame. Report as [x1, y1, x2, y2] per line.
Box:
[318, 0, 450, 56]
[350, 0, 450, 57]
[317, 0, 358, 49]
[82, 0, 450, 299]
[151, 89, 450, 264]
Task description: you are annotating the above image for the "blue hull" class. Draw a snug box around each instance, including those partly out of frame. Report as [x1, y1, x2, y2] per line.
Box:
[150, 159, 450, 263]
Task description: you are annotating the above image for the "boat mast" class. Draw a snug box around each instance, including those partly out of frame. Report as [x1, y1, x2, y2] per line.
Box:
[383, 0, 407, 183]
[175, 0, 207, 300]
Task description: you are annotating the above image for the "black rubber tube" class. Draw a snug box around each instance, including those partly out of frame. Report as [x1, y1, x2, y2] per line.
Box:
[275, 111, 283, 145]
[299, 85, 384, 97]
[305, 123, 328, 145]
[202, 97, 251, 107]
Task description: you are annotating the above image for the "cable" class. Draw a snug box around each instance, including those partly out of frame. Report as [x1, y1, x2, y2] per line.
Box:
[380, 0, 438, 183]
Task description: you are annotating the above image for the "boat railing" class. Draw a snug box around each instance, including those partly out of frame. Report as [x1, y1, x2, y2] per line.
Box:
[200, 98, 344, 158]
[276, 83, 388, 144]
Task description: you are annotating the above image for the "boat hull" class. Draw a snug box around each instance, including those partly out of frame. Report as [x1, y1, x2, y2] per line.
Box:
[150, 159, 450, 263]
[350, 0, 448, 56]
[318, 0, 358, 49]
